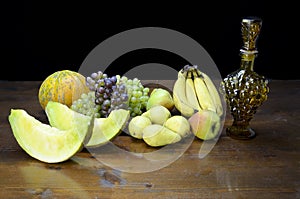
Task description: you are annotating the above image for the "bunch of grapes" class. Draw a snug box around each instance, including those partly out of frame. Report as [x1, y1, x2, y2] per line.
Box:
[110, 82, 129, 111]
[85, 70, 150, 117]
[71, 92, 101, 118]
[117, 75, 150, 117]
[86, 71, 116, 117]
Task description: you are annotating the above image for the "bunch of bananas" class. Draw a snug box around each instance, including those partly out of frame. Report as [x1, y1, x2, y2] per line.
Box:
[173, 65, 223, 117]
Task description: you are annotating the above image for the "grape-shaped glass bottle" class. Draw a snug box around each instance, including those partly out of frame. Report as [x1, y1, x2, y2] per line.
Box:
[221, 17, 269, 140]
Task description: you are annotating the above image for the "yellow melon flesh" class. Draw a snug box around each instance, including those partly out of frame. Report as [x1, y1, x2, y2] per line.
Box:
[85, 109, 130, 147]
[8, 109, 85, 163]
[45, 101, 92, 145]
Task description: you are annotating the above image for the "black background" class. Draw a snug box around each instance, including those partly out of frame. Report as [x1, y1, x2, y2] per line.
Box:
[2, 1, 298, 81]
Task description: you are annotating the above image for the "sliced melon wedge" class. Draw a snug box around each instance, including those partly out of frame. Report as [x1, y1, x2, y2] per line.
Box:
[8, 109, 86, 163]
[86, 109, 130, 147]
[45, 101, 130, 148]
[45, 101, 92, 144]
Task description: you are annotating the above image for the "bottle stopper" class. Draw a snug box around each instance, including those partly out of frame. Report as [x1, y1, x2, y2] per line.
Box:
[240, 17, 262, 54]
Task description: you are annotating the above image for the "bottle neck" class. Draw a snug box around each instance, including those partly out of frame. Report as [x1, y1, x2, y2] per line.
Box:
[240, 52, 256, 71]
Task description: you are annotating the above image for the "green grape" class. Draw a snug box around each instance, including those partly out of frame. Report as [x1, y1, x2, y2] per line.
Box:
[131, 97, 137, 103]
[117, 75, 150, 116]
[71, 91, 101, 118]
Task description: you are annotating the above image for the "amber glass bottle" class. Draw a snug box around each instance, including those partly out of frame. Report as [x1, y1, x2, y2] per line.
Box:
[221, 17, 269, 140]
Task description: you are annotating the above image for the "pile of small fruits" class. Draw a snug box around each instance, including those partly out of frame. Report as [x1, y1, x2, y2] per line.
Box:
[73, 71, 150, 118]
[8, 65, 224, 163]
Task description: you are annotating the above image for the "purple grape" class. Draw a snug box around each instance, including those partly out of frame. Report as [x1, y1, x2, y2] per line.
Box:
[111, 76, 117, 84]
[97, 87, 105, 94]
[103, 93, 109, 99]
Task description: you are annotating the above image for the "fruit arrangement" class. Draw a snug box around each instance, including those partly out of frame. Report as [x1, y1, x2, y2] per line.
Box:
[172, 65, 224, 140]
[128, 105, 191, 147]
[128, 105, 190, 147]
[8, 65, 224, 163]
[81, 71, 150, 118]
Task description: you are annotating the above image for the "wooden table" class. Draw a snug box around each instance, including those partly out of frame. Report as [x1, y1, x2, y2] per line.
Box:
[0, 80, 299, 199]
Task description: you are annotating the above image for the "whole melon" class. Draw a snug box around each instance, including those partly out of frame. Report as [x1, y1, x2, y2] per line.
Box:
[38, 70, 89, 110]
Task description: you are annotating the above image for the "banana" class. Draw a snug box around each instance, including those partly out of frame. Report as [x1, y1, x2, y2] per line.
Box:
[173, 69, 195, 117]
[185, 71, 202, 111]
[193, 71, 217, 112]
[173, 93, 195, 117]
[201, 72, 224, 116]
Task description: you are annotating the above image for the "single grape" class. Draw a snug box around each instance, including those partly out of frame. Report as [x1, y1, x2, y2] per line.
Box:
[105, 79, 112, 88]
[91, 72, 98, 79]
[111, 76, 117, 84]
[121, 93, 128, 101]
[131, 96, 137, 103]
[98, 87, 105, 94]
[103, 99, 111, 107]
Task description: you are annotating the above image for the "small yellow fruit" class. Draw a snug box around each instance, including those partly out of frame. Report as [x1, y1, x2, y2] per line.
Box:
[188, 110, 221, 140]
[164, 115, 191, 138]
[142, 105, 171, 125]
[128, 116, 152, 139]
[142, 124, 181, 147]
[146, 88, 174, 111]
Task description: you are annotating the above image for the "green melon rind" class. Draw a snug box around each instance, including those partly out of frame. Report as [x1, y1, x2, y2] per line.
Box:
[8, 109, 84, 163]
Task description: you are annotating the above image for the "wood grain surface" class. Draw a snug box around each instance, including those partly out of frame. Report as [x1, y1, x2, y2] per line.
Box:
[0, 80, 299, 199]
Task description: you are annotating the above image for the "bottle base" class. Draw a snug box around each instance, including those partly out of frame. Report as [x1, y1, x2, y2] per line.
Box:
[226, 126, 256, 140]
